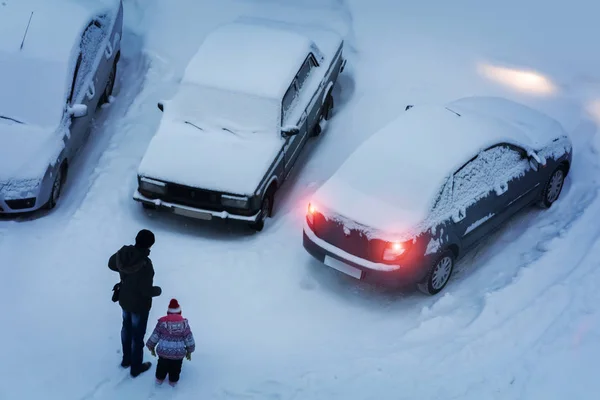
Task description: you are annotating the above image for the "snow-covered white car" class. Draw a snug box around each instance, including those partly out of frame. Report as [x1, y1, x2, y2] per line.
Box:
[303, 96, 573, 295]
[0, 0, 123, 214]
[133, 19, 346, 231]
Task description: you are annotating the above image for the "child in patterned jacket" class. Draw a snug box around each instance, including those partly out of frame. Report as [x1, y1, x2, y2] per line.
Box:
[146, 298, 195, 386]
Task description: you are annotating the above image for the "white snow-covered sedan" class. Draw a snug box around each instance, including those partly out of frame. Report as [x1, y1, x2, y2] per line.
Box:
[303, 96, 572, 295]
[0, 0, 123, 214]
[134, 19, 346, 231]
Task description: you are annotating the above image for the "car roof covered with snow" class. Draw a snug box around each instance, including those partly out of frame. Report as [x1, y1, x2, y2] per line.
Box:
[0, 0, 119, 127]
[182, 21, 322, 101]
[0, 0, 117, 63]
[312, 96, 568, 235]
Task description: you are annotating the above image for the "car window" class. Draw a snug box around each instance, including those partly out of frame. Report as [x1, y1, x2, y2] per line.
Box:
[296, 54, 316, 90]
[452, 144, 526, 202]
[68, 53, 83, 104]
[71, 16, 109, 101]
[281, 80, 299, 124]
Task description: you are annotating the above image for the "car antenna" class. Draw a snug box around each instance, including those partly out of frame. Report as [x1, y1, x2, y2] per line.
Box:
[445, 107, 461, 117]
[19, 11, 34, 51]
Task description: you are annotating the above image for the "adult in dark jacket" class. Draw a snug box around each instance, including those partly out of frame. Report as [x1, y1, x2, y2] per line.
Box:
[109, 229, 162, 377]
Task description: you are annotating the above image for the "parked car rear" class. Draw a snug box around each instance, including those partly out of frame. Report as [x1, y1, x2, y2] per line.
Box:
[303, 96, 572, 294]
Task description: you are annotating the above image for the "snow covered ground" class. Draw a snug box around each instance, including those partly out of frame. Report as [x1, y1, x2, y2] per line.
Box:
[1, 0, 600, 398]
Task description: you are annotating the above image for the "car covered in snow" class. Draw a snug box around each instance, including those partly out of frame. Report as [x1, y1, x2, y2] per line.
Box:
[303, 96, 572, 295]
[133, 19, 346, 231]
[0, 0, 123, 214]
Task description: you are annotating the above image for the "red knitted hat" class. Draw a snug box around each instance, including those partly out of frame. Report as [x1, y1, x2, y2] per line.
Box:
[167, 298, 181, 314]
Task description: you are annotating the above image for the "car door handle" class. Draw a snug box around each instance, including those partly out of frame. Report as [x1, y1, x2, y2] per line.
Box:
[105, 42, 113, 59]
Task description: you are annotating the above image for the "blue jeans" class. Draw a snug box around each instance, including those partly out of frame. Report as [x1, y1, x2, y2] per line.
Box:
[121, 310, 150, 372]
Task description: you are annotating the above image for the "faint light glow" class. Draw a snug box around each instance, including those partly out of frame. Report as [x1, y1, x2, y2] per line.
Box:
[308, 203, 316, 214]
[391, 242, 402, 251]
[586, 99, 600, 123]
[478, 63, 557, 95]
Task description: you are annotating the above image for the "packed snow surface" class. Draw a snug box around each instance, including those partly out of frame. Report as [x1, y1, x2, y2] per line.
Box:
[2, 0, 600, 399]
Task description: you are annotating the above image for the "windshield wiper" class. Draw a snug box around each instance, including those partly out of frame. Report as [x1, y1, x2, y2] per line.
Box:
[184, 121, 203, 131]
[0, 115, 24, 124]
[222, 127, 240, 137]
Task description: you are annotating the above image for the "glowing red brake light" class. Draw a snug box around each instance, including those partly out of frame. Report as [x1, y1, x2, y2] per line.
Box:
[307, 203, 316, 226]
[382, 241, 407, 261]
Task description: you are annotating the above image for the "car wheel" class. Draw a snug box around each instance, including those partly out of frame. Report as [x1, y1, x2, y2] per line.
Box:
[323, 92, 334, 121]
[310, 121, 322, 137]
[46, 165, 66, 210]
[99, 61, 117, 106]
[418, 250, 455, 295]
[540, 166, 566, 208]
[249, 190, 274, 232]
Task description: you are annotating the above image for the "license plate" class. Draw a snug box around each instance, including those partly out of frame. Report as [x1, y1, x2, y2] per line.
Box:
[324, 255, 362, 279]
[172, 207, 212, 220]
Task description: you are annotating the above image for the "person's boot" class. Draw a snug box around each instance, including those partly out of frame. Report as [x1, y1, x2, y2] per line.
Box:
[168, 381, 177, 387]
[120, 360, 130, 368]
[130, 362, 152, 377]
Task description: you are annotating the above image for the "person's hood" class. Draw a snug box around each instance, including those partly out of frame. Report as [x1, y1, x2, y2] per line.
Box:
[0, 120, 63, 181]
[115, 245, 150, 274]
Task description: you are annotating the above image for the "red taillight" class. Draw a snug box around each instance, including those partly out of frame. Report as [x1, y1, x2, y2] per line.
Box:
[307, 203, 316, 226]
[382, 241, 407, 261]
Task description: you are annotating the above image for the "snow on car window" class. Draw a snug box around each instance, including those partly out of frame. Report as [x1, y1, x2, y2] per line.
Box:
[453, 145, 529, 206]
[73, 16, 108, 99]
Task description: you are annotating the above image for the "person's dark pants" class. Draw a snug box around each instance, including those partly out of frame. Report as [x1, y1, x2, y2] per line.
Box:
[156, 357, 184, 383]
[121, 309, 150, 373]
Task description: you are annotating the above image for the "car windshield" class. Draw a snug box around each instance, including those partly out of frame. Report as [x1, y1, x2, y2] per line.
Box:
[0, 52, 69, 128]
[170, 83, 280, 135]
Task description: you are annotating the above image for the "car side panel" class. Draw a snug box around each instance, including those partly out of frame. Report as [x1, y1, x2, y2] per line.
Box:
[283, 43, 345, 177]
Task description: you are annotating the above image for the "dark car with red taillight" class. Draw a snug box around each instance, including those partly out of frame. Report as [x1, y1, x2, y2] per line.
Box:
[303, 96, 572, 295]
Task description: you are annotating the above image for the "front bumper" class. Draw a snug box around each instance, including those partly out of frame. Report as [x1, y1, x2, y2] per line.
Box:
[0, 196, 42, 214]
[303, 223, 423, 288]
[133, 190, 260, 222]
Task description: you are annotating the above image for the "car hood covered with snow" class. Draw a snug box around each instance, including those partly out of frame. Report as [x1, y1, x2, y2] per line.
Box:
[0, 120, 63, 182]
[137, 118, 284, 195]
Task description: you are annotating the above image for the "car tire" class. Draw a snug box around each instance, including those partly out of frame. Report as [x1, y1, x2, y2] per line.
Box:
[323, 91, 334, 121]
[99, 60, 117, 106]
[540, 165, 566, 208]
[45, 164, 67, 210]
[249, 189, 275, 232]
[417, 250, 455, 295]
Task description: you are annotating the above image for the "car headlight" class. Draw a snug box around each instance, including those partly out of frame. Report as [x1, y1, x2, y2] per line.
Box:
[0, 178, 41, 199]
[139, 177, 166, 195]
[221, 194, 248, 208]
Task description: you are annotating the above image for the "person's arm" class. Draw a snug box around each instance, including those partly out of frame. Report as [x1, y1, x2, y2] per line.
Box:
[183, 321, 196, 354]
[140, 261, 162, 298]
[145, 322, 161, 351]
[108, 252, 118, 272]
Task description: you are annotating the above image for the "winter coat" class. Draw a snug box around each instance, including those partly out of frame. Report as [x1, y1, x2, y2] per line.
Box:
[108, 245, 162, 313]
[146, 314, 196, 360]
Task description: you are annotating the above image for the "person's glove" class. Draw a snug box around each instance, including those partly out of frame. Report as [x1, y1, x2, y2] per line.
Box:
[186, 352, 192, 361]
[150, 348, 156, 357]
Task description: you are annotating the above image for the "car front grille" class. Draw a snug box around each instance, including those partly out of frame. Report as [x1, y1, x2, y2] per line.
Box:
[312, 213, 386, 262]
[5, 198, 36, 210]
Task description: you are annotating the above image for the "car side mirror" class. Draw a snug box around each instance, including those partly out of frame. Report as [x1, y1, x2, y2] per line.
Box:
[67, 104, 88, 118]
[157, 102, 164, 112]
[281, 126, 300, 137]
[529, 157, 539, 171]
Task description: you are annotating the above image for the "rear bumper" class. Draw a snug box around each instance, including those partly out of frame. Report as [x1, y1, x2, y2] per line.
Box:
[302, 222, 422, 288]
[133, 190, 260, 222]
